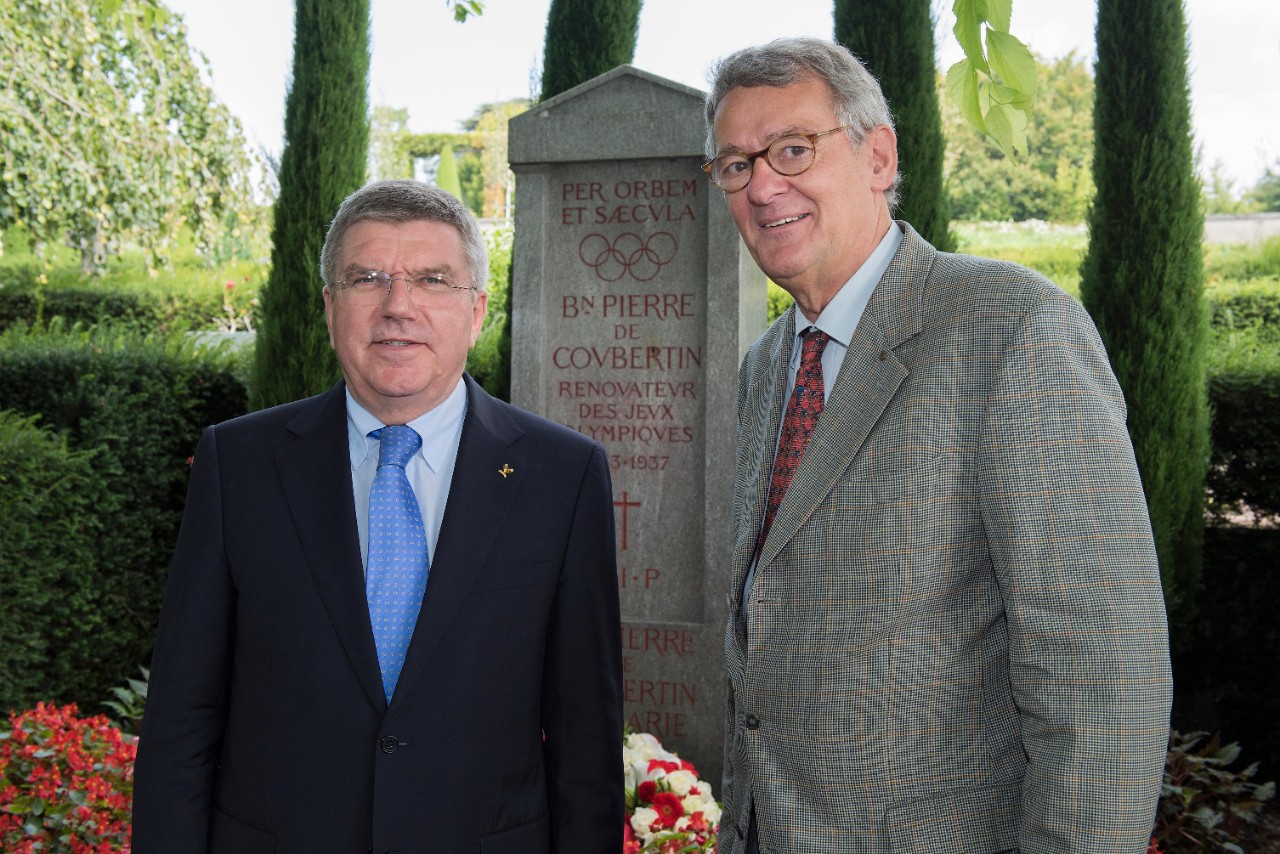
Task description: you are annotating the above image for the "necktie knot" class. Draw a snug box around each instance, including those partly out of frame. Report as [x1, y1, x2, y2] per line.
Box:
[371, 425, 421, 470]
[800, 327, 830, 365]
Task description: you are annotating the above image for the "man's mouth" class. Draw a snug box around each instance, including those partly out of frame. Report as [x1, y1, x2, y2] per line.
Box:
[377, 339, 418, 347]
[763, 214, 807, 228]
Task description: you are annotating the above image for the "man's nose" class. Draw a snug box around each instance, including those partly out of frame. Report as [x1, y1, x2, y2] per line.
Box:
[381, 278, 417, 314]
[745, 156, 789, 203]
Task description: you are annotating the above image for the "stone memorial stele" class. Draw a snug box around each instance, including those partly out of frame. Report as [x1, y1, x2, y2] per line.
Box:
[510, 65, 766, 786]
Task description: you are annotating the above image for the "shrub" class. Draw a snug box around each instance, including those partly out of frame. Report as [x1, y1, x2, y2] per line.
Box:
[1153, 731, 1275, 853]
[1205, 234, 1280, 283]
[467, 224, 513, 400]
[0, 703, 135, 853]
[1207, 280, 1280, 338]
[0, 269, 261, 334]
[1205, 324, 1280, 523]
[0, 321, 248, 708]
[0, 412, 101, 713]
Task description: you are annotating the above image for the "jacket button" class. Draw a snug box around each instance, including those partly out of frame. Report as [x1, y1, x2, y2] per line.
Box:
[380, 735, 399, 754]
[745, 713, 760, 730]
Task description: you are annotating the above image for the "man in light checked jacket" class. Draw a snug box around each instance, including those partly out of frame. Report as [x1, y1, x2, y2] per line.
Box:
[702, 38, 1172, 853]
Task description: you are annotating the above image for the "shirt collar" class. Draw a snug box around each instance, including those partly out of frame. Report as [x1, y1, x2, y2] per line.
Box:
[345, 379, 468, 474]
[794, 222, 903, 348]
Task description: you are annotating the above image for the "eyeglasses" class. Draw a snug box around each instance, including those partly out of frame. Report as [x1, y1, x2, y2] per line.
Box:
[701, 125, 855, 192]
[331, 270, 474, 304]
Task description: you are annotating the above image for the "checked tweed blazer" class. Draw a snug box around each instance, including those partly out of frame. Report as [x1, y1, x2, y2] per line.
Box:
[722, 224, 1172, 854]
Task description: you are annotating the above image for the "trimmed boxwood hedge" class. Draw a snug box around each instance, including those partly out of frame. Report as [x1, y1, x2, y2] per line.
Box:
[0, 411, 102, 712]
[0, 322, 248, 711]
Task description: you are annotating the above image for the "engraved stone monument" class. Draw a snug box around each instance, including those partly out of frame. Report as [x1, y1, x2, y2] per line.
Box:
[509, 66, 766, 785]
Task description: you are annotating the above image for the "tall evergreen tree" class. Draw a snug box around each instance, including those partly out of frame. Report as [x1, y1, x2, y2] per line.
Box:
[539, 0, 642, 101]
[1081, 0, 1207, 633]
[251, 0, 370, 410]
[836, 0, 954, 250]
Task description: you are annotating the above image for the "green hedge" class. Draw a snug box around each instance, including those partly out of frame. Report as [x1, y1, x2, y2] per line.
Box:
[0, 322, 248, 711]
[0, 411, 102, 712]
[0, 288, 153, 331]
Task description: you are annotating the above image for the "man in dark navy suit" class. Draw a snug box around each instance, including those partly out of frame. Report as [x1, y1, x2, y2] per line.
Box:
[133, 180, 622, 854]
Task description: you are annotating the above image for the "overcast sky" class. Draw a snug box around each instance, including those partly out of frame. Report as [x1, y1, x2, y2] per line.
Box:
[165, 0, 1279, 189]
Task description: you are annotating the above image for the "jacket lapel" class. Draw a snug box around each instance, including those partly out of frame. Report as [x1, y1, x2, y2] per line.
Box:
[390, 375, 527, 707]
[758, 224, 934, 566]
[731, 309, 794, 601]
[274, 383, 387, 713]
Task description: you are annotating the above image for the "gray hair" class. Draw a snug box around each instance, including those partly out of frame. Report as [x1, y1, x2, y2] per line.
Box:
[320, 179, 489, 293]
[704, 37, 900, 208]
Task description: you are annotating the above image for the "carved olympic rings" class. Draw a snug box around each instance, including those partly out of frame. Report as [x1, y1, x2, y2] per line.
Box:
[578, 231, 678, 282]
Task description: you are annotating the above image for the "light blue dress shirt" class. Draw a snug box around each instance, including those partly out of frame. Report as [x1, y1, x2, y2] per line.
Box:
[784, 222, 904, 403]
[743, 223, 904, 606]
[346, 380, 468, 574]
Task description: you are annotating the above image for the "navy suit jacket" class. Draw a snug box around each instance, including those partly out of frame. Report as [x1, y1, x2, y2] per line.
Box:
[133, 376, 623, 854]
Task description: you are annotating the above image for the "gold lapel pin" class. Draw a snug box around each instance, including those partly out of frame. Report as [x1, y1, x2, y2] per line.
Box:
[498, 463, 514, 478]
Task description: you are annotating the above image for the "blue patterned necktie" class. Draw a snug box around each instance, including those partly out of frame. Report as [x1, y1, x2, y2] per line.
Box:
[366, 425, 429, 702]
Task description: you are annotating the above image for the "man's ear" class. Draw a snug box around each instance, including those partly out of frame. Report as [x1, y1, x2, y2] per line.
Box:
[866, 125, 898, 192]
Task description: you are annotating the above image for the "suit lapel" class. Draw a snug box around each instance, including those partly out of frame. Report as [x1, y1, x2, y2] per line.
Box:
[275, 383, 387, 713]
[758, 224, 934, 566]
[390, 375, 527, 707]
[731, 310, 794, 600]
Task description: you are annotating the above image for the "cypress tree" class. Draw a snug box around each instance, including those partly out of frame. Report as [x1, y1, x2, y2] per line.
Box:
[435, 143, 463, 200]
[539, 0, 642, 101]
[251, 0, 370, 410]
[835, 0, 954, 251]
[1081, 0, 1207, 634]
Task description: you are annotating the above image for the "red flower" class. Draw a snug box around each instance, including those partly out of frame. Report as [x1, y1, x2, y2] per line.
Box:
[679, 758, 700, 776]
[225, 281, 236, 290]
[685, 810, 709, 832]
[637, 779, 657, 803]
[623, 821, 641, 853]
[648, 759, 680, 775]
[649, 792, 684, 829]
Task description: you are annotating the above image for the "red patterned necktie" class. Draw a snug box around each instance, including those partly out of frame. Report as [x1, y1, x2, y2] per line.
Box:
[758, 327, 831, 550]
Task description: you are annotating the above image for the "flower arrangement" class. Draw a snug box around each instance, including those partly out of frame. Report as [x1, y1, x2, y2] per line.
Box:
[0, 703, 136, 853]
[624, 732, 719, 853]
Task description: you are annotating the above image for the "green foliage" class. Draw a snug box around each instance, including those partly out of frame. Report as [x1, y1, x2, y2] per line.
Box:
[1206, 235, 1280, 284]
[944, 0, 1037, 158]
[1082, 0, 1208, 632]
[435, 144, 463, 200]
[1154, 731, 1275, 853]
[103, 667, 149, 736]
[0, 412, 100, 713]
[765, 281, 793, 325]
[0, 322, 248, 709]
[944, 55, 1095, 223]
[448, 0, 483, 22]
[466, 224, 512, 399]
[0, 262, 263, 334]
[836, 0, 954, 250]
[539, 0, 641, 101]
[251, 0, 369, 410]
[1203, 160, 1261, 216]
[1205, 319, 1280, 525]
[951, 221, 1086, 294]
[0, 0, 262, 273]
[369, 105, 413, 180]
[1249, 160, 1280, 212]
